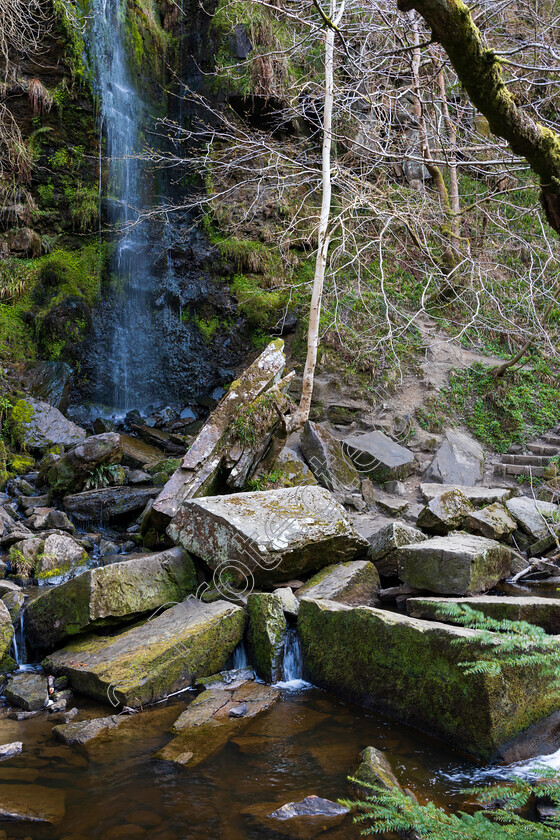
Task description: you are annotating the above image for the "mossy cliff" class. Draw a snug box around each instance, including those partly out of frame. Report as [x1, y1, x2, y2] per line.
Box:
[297, 598, 560, 760]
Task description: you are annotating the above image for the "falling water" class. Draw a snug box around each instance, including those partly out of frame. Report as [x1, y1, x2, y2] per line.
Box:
[85, 0, 167, 412]
[275, 625, 311, 690]
[232, 640, 249, 669]
[11, 613, 27, 669]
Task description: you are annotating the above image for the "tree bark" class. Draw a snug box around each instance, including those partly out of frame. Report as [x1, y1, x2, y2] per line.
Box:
[396, 0, 560, 235]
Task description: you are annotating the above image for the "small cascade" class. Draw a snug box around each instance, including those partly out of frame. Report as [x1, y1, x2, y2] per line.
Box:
[232, 640, 249, 669]
[11, 613, 27, 670]
[275, 625, 310, 690]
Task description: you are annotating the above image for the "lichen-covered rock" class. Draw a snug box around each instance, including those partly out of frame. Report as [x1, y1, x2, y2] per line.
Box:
[2, 589, 24, 622]
[36, 533, 88, 580]
[47, 432, 122, 494]
[398, 534, 511, 595]
[63, 485, 160, 523]
[295, 560, 380, 605]
[9, 398, 86, 452]
[261, 447, 317, 490]
[425, 429, 484, 486]
[367, 522, 427, 577]
[505, 496, 560, 542]
[246, 592, 287, 682]
[298, 598, 560, 759]
[464, 502, 517, 540]
[167, 486, 369, 586]
[416, 489, 474, 535]
[300, 421, 360, 494]
[42, 599, 246, 708]
[407, 595, 560, 634]
[26, 547, 196, 651]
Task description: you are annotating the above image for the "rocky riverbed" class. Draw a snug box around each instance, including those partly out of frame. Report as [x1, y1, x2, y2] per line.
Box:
[0, 340, 559, 834]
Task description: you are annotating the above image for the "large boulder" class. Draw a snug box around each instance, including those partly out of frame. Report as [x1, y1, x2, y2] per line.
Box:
[167, 486, 369, 587]
[119, 434, 165, 469]
[63, 485, 159, 523]
[425, 429, 484, 486]
[36, 533, 88, 579]
[46, 432, 122, 494]
[398, 534, 511, 595]
[300, 421, 360, 494]
[298, 598, 560, 759]
[416, 488, 474, 535]
[367, 522, 427, 577]
[246, 592, 287, 682]
[4, 672, 48, 711]
[505, 496, 560, 542]
[342, 430, 415, 482]
[25, 547, 196, 651]
[295, 560, 380, 605]
[9, 398, 85, 452]
[22, 360, 73, 412]
[43, 598, 247, 708]
[407, 595, 560, 634]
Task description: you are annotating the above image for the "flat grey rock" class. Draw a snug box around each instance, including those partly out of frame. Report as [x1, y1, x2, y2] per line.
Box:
[343, 430, 415, 482]
[505, 496, 560, 542]
[425, 429, 483, 486]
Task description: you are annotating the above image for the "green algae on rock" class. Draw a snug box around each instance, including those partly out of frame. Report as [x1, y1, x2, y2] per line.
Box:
[26, 547, 197, 651]
[246, 592, 287, 682]
[298, 598, 560, 760]
[42, 598, 247, 708]
[295, 560, 380, 606]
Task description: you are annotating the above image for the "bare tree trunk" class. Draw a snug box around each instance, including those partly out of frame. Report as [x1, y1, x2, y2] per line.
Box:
[290, 0, 345, 430]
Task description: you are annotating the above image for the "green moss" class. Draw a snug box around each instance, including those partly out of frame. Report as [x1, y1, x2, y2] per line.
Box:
[6, 399, 34, 451]
[8, 454, 35, 475]
[246, 592, 287, 682]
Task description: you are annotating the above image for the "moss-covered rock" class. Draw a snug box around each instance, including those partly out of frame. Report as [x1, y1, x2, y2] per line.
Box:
[295, 560, 380, 606]
[416, 489, 475, 535]
[0, 601, 13, 666]
[301, 421, 360, 495]
[247, 592, 287, 682]
[46, 432, 122, 494]
[26, 547, 197, 651]
[298, 598, 560, 759]
[407, 595, 560, 634]
[398, 533, 511, 595]
[43, 598, 247, 708]
[7, 398, 86, 453]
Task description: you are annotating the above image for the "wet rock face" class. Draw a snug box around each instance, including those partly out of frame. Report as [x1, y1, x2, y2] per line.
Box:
[246, 592, 287, 682]
[25, 547, 197, 651]
[398, 533, 511, 595]
[167, 486, 369, 586]
[4, 672, 48, 711]
[297, 598, 560, 760]
[43, 598, 247, 708]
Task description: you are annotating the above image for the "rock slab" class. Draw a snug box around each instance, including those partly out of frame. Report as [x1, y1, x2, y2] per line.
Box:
[426, 429, 484, 486]
[43, 599, 246, 708]
[298, 598, 560, 759]
[168, 486, 369, 586]
[407, 595, 560, 634]
[295, 560, 379, 605]
[25, 547, 197, 651]
[343, 430, 415, 482]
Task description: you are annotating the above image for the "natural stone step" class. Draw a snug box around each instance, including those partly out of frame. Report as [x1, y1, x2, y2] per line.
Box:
[543, 435, 560, 446]
[496, 464, 546, 478]
[342, 430, 415, 482]
[297, 598, 560, 760]
[42, 599, 246, 708]
[527, 444, 559, 456]
[501, 454, 551, 466]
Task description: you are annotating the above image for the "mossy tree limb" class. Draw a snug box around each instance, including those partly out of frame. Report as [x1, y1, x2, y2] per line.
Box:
[396, 0, 560, 235]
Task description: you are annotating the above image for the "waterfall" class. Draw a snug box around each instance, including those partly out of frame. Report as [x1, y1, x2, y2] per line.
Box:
[85, 0, 168, 413]
[275, 625, 310, 690]
[232, 641, 249, 669]
[11, 613, 27, 670]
